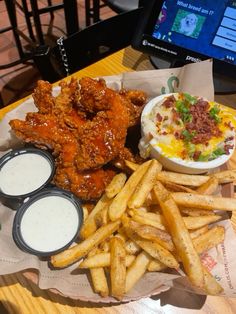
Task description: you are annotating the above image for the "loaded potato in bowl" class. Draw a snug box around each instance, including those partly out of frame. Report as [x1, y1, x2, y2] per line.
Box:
[139, 93, 236, 174]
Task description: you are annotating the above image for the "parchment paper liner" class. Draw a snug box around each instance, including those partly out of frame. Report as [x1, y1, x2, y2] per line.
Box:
[1, 60, 236, 303]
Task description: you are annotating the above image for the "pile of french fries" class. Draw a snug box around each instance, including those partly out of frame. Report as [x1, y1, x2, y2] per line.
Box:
[51, 159, 236, 300]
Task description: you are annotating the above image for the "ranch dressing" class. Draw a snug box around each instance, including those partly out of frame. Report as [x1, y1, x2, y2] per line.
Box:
[20, 195, 79, 252]
[0, 153, 52, 195]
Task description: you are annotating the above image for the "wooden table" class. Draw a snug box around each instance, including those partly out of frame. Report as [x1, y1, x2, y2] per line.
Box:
[1, 47, 236, 314]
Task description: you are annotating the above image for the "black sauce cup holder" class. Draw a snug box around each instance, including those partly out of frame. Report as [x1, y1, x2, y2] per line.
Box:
[0, 147, 55, 210]
[12, 187, 83, 257]
[0, 147, 83, 256]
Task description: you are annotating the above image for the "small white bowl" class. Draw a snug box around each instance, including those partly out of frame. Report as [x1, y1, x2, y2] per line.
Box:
[139, 94, 235, 174]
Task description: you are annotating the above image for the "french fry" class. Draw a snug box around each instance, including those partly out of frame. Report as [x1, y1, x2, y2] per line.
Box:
[143, 191, 158, 206]
[99, 240, 110, 252]
[125, 255, 136, 267]
[79, 253, 135, 268]
[153, 181, 205, 289]
[203, 267, 223, 295]
[193, 226, 225, 254]
[88, 249, 109, 297]
[125, 251, 152, 293]
[79, 252, 110, 268]
[156, 171, 209, 187]
[109, 160, 152, 221]
[183, 215, 221, 230]
[133, 237, 179, 269]
[128, 159, 162, 209]
[130, 208, 162, 220]
[130, 211, 166, 231]
[147, 259, 167, 272]
[127, 220, 174, 252]
[94, 207, 109, 228]
[134, 225, 174, 252]
[189, 226, 209, 239]
[80, 193, 112, 239]
[131, 209, 220, 231]
[115, 233, 127, 243]
[180, 208, 215, 216]
[172, 193, 236, 211]
[162, 181, 197, 193]
[125, 239, 141, 255]
[124, 227, 179, 269]
[212, 169, 236, 184]
[117, 227, 129, 242]
[82, 206, 89, 221]
[105, 173, 127, 198]
[196, 177, 219, 195]
[110, 237, 126, 300]
[124, 160, 139, 171]
[90, 268, 109, 297]
[51, 220, 120, 268]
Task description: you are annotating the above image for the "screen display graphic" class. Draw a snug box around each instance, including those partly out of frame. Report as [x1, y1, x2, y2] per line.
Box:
[152, 0, 236, 65]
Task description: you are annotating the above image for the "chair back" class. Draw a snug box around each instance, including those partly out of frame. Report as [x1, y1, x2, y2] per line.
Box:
[33, 8, 143, 82]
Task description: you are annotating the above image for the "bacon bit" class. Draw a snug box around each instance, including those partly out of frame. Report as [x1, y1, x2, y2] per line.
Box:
[156, 112, 163, 122]
[185, 99, 222, 144]
[193, 151, 201, 160]
[225, 136, 234, 142]
[224, 144, 234, 154]
[161, 131, 167, 135]
[162, 95, 176, 108]
[164, 115, 169, 121]
[224, 122, 234, 131]
[181, 149, 188, 159]
[171, 108, 181, 123]
[174, 131, 181, 139]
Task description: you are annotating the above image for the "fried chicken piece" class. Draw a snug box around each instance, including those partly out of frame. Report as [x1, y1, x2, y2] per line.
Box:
[54, 166, 115, 200]
[31, 78, 85, 129]
[10, 113, 65, 150]
[9, 113, 81, 152]
[119, 89, 147, 127]
[75, 77, 130, 170]
[120, 89, 147, 106]
[9, 77, 143, 200]
[10, 112, 115, 200]
[32, 80, 55, 114]
[54, 78, 79, 114]
[110, 147, 136, 170]
[77, 77, 111, 113]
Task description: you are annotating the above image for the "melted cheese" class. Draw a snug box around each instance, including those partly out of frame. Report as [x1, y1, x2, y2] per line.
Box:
[156, 137, 185, 158]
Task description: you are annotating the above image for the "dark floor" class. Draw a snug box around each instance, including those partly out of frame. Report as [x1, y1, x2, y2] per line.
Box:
[0, 0, 115, 107]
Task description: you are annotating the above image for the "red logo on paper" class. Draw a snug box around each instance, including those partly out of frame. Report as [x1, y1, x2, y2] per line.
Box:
[201, 252, 217, 271]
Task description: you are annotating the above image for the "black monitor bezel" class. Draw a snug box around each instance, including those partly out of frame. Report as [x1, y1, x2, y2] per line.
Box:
[132, 0, 236, 81]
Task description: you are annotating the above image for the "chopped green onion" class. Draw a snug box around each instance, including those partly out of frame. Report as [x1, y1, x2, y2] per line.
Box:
[198, 154, 210, 161]
[186, 142, 196, 156]
[198, 147, 225, 161]
[182, 130, 196, 142]
[210, 147, 225, 160]
[209, 105, 221, 123]
[176, 100, 189, 113]
[175, 100, 192, 123]
[183, 93, 197, 105]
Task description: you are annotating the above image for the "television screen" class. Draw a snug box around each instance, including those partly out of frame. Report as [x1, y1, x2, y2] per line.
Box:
[132, 0, 236, 90]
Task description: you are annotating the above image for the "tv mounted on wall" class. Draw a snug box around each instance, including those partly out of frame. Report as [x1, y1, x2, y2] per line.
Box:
[132, 0, 236, 93]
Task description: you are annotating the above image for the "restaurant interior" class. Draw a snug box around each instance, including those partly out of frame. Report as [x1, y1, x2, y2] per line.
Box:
[0, 0, 117, 107]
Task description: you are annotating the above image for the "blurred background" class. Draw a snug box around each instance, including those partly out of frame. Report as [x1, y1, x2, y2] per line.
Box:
[0, 0, 116, 107]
